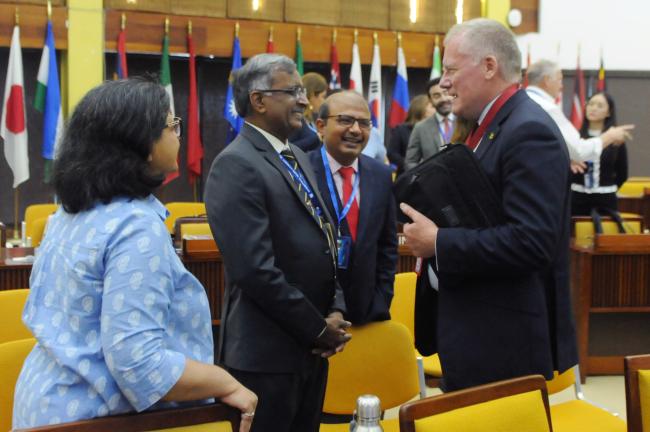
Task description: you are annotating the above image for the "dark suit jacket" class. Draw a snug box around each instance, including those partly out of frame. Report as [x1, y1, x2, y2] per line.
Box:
[387, 123, 414, 176]
[308, 150, 398, 325]
[417, 90, 578, 391]
[404, 116, 445, 171]
[289, 118, 321, 152]
[205, 123, 345, 374]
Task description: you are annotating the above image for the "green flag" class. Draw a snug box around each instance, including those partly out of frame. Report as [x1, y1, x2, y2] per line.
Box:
[295, 38, 303, 76]
[429, 44, 441, 80]
[160, 33, 174, 116]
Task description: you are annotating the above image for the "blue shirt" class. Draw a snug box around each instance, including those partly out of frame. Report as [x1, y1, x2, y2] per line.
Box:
[13, 196, 213, 428]
[362, 127, 387, 163]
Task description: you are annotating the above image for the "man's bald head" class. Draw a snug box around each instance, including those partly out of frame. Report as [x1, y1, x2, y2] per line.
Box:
[319, 91, 370, 121]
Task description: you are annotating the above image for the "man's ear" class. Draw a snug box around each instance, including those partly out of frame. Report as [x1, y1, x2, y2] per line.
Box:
[249, 92, 267, 115]
[315, 118, 326, 135]
[483, 55, 498, 80]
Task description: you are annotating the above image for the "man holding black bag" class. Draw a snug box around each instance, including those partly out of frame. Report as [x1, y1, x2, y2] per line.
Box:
[400, 18, 578, 391]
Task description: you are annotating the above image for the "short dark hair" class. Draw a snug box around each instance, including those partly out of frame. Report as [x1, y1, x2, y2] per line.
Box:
[53, 77, 169, 213]
[232, 54, 297, 118]
[426, 78, 441, 97]
[579, 92, 617, 138]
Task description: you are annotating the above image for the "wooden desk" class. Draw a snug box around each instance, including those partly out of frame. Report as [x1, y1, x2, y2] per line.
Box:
[0, 248, 34, 289]
[570, 234, 650, 381]
[618, 189, 650, 229]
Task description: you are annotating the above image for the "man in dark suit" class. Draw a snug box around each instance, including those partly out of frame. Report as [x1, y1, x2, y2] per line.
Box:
[205, 54, 351, 431]
[400, 19, 578, 391]
[404, 77, 455, 171]
[308, 91, 398, 325]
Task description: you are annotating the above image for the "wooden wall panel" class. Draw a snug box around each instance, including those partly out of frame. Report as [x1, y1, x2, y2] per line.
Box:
[390, 0, 456, 34]
[105, 10, 443, 68]
[0, 4, 67, 49]
[170, 0, 226, 18]
[12, 0, 64, 5]
[463, 0, 483, 22]
[284, 0, 340, 26]
[227, 0, 284, 22]
[105, 0, 170, 14]
[339, 0, 389, 30]
[511, 0, 539, 34]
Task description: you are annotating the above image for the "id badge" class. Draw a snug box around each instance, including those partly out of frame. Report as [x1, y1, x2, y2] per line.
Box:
[337, 236, 352, 269]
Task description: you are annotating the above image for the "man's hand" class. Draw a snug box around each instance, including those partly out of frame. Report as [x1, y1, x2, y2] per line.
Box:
[570, 160, 586, 174]
[601, 124, 635, 147]
[400, 203, 438, 258]
[312, 311, 351, 358]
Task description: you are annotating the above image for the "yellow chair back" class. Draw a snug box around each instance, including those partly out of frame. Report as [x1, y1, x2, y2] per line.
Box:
[165, 202, 207, 234]
[24, 203, 58, 240]
[640, 370, 650, 432]
[390, 272, 417, 336]
[399, 375, 551, 432]
[180, 223, 212, 238]
[31, 216, 50, 247]
[574, 220, 641, 247]
[618, 182, 650, 197]
[0, 337, 36, 432]
[545, 367, 576, 395]
[323, 321, 419, 414]
[0, 289, 32, 344]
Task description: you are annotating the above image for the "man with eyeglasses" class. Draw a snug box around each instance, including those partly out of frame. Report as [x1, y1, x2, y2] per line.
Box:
[404, 77, 455, 171]
[308, 91, 398, 327]
[205, 54, 351, 431]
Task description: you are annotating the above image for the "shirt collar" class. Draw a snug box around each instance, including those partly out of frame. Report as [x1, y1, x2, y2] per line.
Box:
[324, 147, 359, 174]
[146, 195, 169, 221]
[435, 112, 455, 124]
[477, 94, 500, 126]
[526, 85, 554, 102]
[246, 121, 290, 153]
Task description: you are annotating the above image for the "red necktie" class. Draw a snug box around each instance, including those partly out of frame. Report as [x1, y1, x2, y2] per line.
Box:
[338, 166, 359, 242]
[443, 118, 451, 137]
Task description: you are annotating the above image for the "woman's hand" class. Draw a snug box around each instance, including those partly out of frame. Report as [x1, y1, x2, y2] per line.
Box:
[220, 384, 258, 432]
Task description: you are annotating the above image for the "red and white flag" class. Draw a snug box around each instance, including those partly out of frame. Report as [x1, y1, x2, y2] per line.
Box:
[368, 36, 383, 135]
[1, 25, 29, 188]
[569, 53, 586, 129]
[186, 28, 203, 185]
[349, 37, 363, 95]
[329, 34, 341, 90]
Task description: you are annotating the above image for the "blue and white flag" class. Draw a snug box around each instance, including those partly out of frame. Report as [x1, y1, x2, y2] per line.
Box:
[224, 35, 243, 144]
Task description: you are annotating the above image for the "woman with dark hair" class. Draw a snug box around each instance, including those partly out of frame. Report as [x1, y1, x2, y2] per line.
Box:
[12, 78, 257, 430]
[571, 92, 628, 215]
[387, 94, 434, 176]
[289, 72, 328, 152]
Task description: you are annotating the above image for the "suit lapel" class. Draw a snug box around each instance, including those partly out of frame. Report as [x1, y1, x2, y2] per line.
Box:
[293, 145, 337, 228]
[475, 90, 525, 160]
[356, 157, 373, 245]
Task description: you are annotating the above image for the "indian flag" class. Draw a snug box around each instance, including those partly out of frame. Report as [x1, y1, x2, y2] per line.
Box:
[35, 20, 63, 183]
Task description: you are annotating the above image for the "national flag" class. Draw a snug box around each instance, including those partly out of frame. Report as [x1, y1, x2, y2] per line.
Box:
[35, 20, 63, 183]
[569, 53, 586, 130]
[368, 35, 382, 134]
[388, 42, 409, 128]
[349, 36, 363, 95]
[429, 36, 441, 80]
[224, 32, 243, 144]
[329, 31, 341, 90]
[266, 27, 274, 53]
[597, 53, 606, 92]
[186, 27, 202, 185]
[1, 25, 29, 188]
[160, 31, 178, 184]
[295, 29, 304, 76]
[116, 26, 128, 79]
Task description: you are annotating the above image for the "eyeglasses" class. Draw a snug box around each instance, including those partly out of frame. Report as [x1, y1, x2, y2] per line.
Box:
[167, 117, 182, 137]
[325, 114, 372, 130]
[254, 86, 308, 99]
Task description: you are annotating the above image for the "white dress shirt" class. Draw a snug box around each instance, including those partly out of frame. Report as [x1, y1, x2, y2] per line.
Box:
[325, 150, 361, 207]
[247, 121, 290, 153]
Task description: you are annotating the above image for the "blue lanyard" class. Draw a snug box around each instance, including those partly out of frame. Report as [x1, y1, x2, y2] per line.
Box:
[278, 152, 322, 214]
[320, 146, 360, 229]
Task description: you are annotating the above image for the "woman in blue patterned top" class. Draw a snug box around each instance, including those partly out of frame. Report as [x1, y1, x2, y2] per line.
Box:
[13, 78, 257, 430]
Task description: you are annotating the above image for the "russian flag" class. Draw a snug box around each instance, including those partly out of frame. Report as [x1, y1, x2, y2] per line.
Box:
[388, 45, 409, 128]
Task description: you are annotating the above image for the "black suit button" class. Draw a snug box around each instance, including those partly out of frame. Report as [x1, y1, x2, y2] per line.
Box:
[324, 249, 330, 254]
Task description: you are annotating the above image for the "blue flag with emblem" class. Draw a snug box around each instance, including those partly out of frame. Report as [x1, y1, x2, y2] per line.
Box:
[224, 35, 243, 144]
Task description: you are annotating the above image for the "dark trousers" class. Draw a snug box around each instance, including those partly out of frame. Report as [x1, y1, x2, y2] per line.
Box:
[228, 356, 328, 432]
[571, 191, 618, 216]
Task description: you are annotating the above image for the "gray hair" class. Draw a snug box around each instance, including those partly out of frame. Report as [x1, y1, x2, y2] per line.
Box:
[445, 18, 521, 83]
[526, 59, 560, 86]
[232, 53, 297, 117]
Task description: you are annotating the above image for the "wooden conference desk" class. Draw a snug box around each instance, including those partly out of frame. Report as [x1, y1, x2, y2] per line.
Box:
[570, 234, 650, 381]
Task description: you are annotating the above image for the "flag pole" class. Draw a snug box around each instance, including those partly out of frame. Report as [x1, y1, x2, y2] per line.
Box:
[13, 189, 20, 240]
[121, 12, 126, 31]
[47, 0, 51, 19]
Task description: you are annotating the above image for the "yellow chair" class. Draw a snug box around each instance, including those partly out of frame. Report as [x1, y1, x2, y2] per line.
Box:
[399, 374, 552, 432]
[30, 215, 50, 247]
[574, 217, 642, 247]
[180, 222, 212, 238]
[13, 402, 240, 432]
[320, 321, 423, 432]
[618, 182, 650, 197]
[0, 337, 36, 432]
[165, 202, 207, 234]
[390, 272, 443, 382]
[0, 289, 32, 344]
[625, 354, 650, 432]
[546, 365, 626, 432]
[24, 203, 58, 241]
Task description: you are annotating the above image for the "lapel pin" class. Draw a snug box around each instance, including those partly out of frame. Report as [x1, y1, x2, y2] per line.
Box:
[488, 132, 495, 140]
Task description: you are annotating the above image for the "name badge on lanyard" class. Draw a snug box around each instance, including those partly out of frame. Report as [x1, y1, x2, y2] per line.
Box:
[320, 146, 359, 269]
